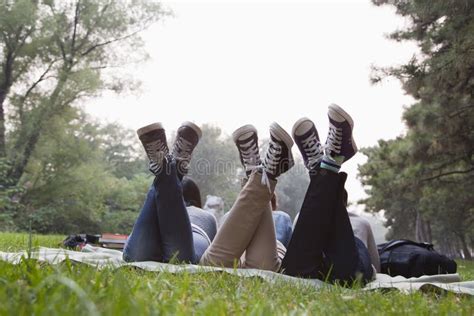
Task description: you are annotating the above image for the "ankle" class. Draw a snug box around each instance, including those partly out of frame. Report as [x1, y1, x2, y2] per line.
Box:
[320, 155, 342, 173]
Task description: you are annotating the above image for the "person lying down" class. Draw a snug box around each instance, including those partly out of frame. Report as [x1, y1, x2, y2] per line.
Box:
[123, 104, 379, 285]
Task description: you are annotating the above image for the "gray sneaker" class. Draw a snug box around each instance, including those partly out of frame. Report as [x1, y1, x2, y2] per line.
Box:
[263, 122, 294, 179]
[137, 123, 168, 175]
[172, 121, 202, 176]
[325, 104, 358, 162]
[232, 124, 261, 176]
[292, 117, 323, 171]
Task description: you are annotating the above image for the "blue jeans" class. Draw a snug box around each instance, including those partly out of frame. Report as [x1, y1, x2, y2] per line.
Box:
[272, 211, 293, 248]
[123, 160, 209, 264]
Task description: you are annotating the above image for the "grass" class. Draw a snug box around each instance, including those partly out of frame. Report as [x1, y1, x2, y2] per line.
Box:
[0, 232, 473, 315]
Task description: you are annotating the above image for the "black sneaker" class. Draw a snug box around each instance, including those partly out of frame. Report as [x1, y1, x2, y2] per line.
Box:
[325, 104, 358, 162]
[292, 117, 323, 171]
[137, 123, 168, 175]
[232, 124, 261, 176]
[172, 121, 202, 176]
[263, 122, 294, 179]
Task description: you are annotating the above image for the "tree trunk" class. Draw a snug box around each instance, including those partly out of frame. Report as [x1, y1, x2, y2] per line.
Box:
[7, 71, 69, 185]
[0, 91, 6, 158]
[415, 209, 432, 243]
[0, 51, 15, 159]
[459, 234, 472, 260]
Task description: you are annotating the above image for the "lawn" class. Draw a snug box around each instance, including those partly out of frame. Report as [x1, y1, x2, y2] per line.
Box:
[0, 232, 473, 315]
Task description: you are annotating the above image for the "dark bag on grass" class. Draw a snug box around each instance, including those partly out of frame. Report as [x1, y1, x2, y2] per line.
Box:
[377, 239, 457, 278]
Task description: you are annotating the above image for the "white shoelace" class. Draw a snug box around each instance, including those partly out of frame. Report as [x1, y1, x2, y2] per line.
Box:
[252, 140, 282, 192]
[247, 164, 272, 192]
[239, 138, 260, 170]
[300, 131, 323, 169]
[325, 123, 342, 156]
[265, 141, 282, 175]
[145, 140, 167, 162]
[173, 136, 193, 158]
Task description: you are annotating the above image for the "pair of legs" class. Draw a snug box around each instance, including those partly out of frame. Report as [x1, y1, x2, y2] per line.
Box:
[123, 159, 208, 263]
[281, 104, 373, 284]
[124, 120, 294, 272]
[123, 122, 208, 264]
[200, 123, 295, 271]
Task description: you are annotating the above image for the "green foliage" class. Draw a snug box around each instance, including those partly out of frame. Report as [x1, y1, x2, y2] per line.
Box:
[361, 0, 474, 258]
[0, 0, 166, 234]
[1, 0, 167, 185]
[0, 107, 150, 234]
[359, 138, 419, 240]
[0, 233, 473, 315]
[0, 158, 24, 231]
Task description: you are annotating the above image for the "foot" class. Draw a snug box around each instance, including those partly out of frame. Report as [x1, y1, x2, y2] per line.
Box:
[292, 117, 323, 171]
[172, 122, 202, 176]
[263, 122, 294, 179]
[322, 104, 357, 172]
[232, 124, 261, 176]
[137, 123, 169, 175]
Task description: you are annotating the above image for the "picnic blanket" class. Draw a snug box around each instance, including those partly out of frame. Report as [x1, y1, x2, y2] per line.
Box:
[1, 246, 473, 296]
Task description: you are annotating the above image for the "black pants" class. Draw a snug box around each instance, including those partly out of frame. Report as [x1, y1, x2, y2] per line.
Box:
[281, 168, 372, 285]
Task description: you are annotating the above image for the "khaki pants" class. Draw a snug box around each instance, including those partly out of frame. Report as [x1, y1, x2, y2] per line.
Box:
[200, 172, 282, 271]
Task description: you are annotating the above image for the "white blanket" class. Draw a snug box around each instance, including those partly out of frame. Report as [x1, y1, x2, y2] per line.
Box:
[1, 246, 472, 296]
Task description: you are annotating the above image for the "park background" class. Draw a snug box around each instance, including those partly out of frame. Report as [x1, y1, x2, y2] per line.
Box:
[1, 0, 472, 259]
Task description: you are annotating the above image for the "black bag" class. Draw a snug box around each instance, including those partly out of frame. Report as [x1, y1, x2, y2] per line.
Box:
[377, 239, 457, 278]
[63, 234, 100, 249]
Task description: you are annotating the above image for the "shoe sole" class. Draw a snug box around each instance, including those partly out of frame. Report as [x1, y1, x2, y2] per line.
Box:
[292, 117, 317, 139]
[137, 122, 164, 137]
[180, 121, 202, 139]
[328, 103, 354, 128]
[232, 124, 258, 143]
[270, 122, 294, 148]
[328, 103, 358, 153]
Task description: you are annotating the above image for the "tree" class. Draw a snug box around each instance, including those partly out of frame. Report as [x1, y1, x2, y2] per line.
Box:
[359, 138, 422, 241]
[1, 0, 166, 187]
[361, 0, 474, 258]
[15, 109, 150, 234]
[371, 0, 473, 183]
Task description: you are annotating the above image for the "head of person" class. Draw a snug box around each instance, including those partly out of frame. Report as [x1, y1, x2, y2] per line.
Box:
[182, 176, 202, 208]
[271, 193, 278, 211]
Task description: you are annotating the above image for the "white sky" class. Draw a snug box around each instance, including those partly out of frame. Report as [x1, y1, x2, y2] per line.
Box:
[85, 0, 418, 207]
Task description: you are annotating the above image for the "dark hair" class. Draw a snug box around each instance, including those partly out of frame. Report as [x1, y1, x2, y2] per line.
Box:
[182, 176, 202, 208]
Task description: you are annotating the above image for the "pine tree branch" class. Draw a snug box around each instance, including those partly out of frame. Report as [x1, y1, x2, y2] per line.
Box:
[422, 168, 474, 182]
[448, 105, 473, 118]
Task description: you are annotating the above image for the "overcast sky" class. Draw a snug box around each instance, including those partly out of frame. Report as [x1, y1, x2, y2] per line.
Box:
[84, 0, 419, 208]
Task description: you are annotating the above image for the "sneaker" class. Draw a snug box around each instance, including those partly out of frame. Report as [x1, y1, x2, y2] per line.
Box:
[325, 104, 358, 162]
[263, 122, 294, 178]
[172, 121, 202, 176]
[292, 117, 323, 171]
[137, 123, 168, 175]
[232, 125, 261, 176]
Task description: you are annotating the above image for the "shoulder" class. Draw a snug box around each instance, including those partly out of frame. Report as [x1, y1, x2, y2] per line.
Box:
[187, 206, 217, 222]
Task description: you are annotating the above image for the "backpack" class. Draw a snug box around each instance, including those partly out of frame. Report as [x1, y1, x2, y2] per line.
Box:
[377, 239, 457, 278]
